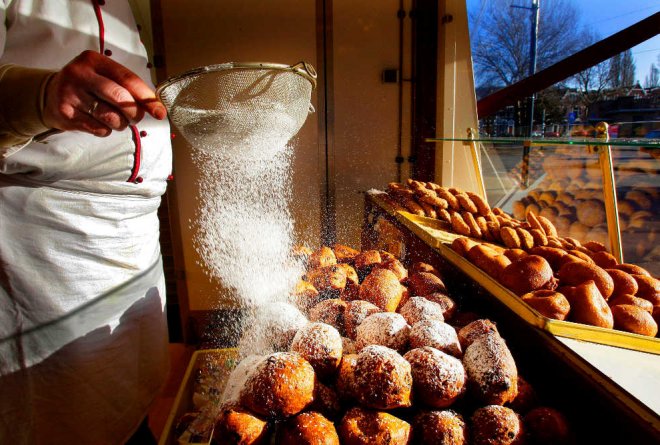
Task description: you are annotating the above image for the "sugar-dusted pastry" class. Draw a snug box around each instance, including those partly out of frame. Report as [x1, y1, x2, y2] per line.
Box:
[290, 322, 343, 379]
[398, 296, 445, 325]
[239, 352, 315, 418]
[353, 345, 412, 410]
[338, 407, 411, 445]
[471, 405, 525, 445]
[355, 312, 410, 353]
[359, 268, 405, 312]
[344, 300, 382, 340]
[409, 319, 462, 358]
[404, 347, 467, 408]
[278, 411, 340, 445]
[411, 410, 467, 445]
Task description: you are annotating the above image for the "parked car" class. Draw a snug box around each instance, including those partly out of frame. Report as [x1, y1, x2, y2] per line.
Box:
[644, 129, 660, 139]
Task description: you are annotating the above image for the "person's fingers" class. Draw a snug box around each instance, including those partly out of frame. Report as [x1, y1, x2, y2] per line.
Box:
[70, 107, 113, 137]
[88, 97, 130, 131]
[93, 54, 167, 120]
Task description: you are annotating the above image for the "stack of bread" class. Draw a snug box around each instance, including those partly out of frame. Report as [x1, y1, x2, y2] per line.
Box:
[451, 235, 659, 338]
[510, 148, 658, 263]
[206, 245, 573, 445]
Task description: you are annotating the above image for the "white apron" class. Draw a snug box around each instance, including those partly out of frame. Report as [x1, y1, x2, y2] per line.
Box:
[0, 1, 173, 444]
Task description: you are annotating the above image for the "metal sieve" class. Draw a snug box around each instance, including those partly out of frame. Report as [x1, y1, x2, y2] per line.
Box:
[156, 62, 317, 149]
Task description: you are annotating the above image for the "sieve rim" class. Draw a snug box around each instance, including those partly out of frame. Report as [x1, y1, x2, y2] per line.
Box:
[155, 61, 317, 102]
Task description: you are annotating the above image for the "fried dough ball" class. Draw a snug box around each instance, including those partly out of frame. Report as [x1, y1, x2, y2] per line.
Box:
[558, 261, 614, 300]
[359, 268, 405, 312]
[471, 405, 525, 445]
[451, 236, 479, 257]
[457, 319, 499, 350]
[609, 294, 653, 313]
[499, 255, 555, 296]
[310, 381, 343, 421]
[528, 246, 567, 271]
[335, 354, 358, 402]
[411, 410, 468, 445]
[278, 411, 340, 445]
[333, 244, 360, 264]
[613, 263, 651, 277]
[632, 274, 660, 305]
[521, 290, 571, 321]
[605, 269, 639, 298]
[411, 261, 442, 278]
[293, 280, 321, 312]
[408, 272, 448, 296]
[611, 305, 658, 337]
[353, 249, 383, 279]
[306, 264, 348, 296]
[308, 246, 337, 270]
[463, 333, 518, 406]
[338, 407, 411, 445]
[467, 244, 512, 279]
[398, 296, 446, 325]
[561, 281, 613, 329]
[344, 300, 382, 340]
[291, 322, 343, 379]
[353, 345, 413, 410]
[355, 312, 410, 353]
[375, 258, 409, 282]
[507, 375, 538, 414]
[213, 404, 269, 445]
[239, 352, 315, 418]
[308, 299, 347, 336]
[404, 347, 467, 408]
[524, 406, 573, 445]
[409, 319, 462, 358]
[591, 251, 618, 269]
[424, 293, 458, 321]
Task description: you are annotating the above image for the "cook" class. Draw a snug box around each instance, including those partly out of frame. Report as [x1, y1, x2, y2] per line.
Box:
[0, 1, 172, 444]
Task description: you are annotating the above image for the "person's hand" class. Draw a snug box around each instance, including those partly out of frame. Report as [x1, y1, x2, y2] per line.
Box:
[42, 50, 167, 137]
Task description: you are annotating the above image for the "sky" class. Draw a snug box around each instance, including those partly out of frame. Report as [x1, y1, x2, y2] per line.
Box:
[466, 0, 660, 86]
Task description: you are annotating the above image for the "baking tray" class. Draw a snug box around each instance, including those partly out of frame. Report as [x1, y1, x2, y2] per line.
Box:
[367, 191, 660, 355]
[159, 348, 239, 445]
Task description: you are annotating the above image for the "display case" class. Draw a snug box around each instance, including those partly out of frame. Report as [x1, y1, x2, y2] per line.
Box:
[426, 125, 659, 274]
[362, 191, 660, 443]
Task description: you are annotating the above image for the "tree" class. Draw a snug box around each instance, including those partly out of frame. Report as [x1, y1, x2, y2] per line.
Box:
[470, 0, 589, 88]
[608, 49, 636, 89]
[571, 31, 610, 112]
[644, 63, 659, 89]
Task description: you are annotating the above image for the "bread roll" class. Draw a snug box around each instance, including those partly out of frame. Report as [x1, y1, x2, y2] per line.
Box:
[450, 237, 478, 257]
[457, 319, 499, 349]
[591, 251, 618, 269]
[309, 298, 348, 336]
[467, 244, 512, 279]
[632, 275, 660, 305]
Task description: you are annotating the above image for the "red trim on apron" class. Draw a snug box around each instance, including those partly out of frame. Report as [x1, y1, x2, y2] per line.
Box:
[128, 125, 142, 183]
[91, 1, 105, 54]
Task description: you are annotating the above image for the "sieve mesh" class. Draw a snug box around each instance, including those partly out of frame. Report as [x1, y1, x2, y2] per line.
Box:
[156, 62, 316, 149]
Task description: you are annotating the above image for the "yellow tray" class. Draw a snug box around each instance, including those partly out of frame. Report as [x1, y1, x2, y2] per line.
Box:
[159, 348, 239, 445]
[368, 192, 660, 355]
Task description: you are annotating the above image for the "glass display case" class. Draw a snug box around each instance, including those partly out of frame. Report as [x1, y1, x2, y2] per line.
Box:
[427, 123, 660, 275]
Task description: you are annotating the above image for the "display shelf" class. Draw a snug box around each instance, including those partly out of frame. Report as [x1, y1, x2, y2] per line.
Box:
[425, 136, 660, 147]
